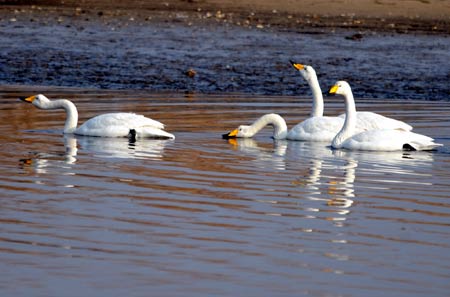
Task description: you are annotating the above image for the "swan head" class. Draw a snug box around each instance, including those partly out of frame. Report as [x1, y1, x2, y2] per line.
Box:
[20, 94, 51, 109]
[290, 61, 317, 82]
[222, 125, 253, 139]
[329, 81, 352, 96]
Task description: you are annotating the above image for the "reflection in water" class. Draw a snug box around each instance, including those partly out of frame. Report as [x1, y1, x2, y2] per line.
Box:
[64, 135, 78, 164]
[3, 91, 449, 297]
[226, 138, 287, 171]
[288, 142, 356, 227]
[76, 135, 172, 160]
[19, 134, 173, 187]
[282, 141, 434, 229]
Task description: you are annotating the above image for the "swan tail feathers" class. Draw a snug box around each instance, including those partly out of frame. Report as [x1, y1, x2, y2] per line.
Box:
[137, 127, 175, 139]
[407, 141, 443, 151]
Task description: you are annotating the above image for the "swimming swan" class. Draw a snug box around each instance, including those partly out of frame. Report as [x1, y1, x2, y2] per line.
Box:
[20, 94, 175, 139]
[222, 113, 353, 142]
[223, 113, 288, 139]
[223, 64, 414, 142]
[290, 62, 413, 133]
[329, 81, 442, 151]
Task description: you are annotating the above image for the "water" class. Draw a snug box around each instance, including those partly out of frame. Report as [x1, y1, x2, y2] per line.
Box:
[1, 87, 450, 296]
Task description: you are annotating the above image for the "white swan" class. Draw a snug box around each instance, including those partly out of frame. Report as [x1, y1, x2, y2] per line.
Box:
[223, 62, 413, 142]
[223, 113, 288, 139]
[329, 81, 442, 151]
[20, 94, 175, 139]
[222, 113, 347, 142]
[290, 62, 413, 135]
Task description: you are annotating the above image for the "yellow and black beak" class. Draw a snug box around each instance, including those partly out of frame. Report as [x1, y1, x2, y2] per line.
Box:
[20, 95, 36, 103]
[290, 60, 305, 71]
[329, 84, 339, 95]
[222, 129, 238, 139]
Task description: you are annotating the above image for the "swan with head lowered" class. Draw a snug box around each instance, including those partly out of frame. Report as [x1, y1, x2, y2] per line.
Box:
[223, 113, 288, 140]
[289, 62, 413, 138]
[20, 94, 175, 139]
[329, 81, 442, 151]
[222, 112, 343, 141]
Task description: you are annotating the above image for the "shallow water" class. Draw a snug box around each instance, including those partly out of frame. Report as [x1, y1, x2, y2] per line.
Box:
[1, 88, 450, 297]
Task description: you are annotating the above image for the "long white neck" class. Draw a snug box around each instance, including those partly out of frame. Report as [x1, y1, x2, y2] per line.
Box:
[332, 90, 357, 148]
[45, 99, 79, 134]
[249, 113, 288, 139]
[308, 77, 324, 117]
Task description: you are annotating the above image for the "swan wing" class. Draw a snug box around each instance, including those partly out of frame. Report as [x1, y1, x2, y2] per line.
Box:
[341, 129, 442, 151]
[75, 113, 171, 138]
[338, 112, 413, 131]
[287, 116, 344, 142]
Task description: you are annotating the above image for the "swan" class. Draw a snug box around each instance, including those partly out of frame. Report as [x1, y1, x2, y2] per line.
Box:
[223, 64, 414, 142]
[20, 94, 175, 139]
[329, 81, 442, 151]
[290, 61, 413, 133]
[223, 113, 288, 139]
[222, 113, 349, 142]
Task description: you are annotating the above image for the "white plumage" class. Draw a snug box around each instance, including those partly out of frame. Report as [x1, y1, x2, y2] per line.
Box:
[290, 62, 412, 141]
[286, 116, 343, 142]
[21, 94, 175, 139]
[329, 81, 442, 151]
[223, 113, 288, 140]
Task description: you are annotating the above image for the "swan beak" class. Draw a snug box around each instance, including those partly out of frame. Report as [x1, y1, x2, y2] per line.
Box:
[20, 95, 36, 103]
[329, 85, 339, 94]
[290, 61, 305, 71]
[222, 129, 239, 139]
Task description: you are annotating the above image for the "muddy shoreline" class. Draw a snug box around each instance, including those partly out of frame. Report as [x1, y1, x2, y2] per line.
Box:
[0, 3, 449, 100]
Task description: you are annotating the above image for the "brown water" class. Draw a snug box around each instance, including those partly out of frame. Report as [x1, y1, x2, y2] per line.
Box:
[1, 87, 450, 297]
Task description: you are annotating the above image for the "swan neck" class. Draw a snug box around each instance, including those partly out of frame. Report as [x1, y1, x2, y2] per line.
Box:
[332, 91, 356, 148]
[309, 78, 324, 117]
[48, 99, 78, 133]
[250, 114, 288, 139]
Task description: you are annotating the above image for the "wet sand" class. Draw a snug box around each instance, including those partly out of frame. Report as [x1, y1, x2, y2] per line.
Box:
[0, 0, 450, 34]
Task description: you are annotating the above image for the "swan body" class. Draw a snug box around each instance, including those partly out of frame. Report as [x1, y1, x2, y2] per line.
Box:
[329, 81, 442, 151]
[286, 116, 344, 142]
[20, 94, 175, 139]
[291, 62, 413, 132]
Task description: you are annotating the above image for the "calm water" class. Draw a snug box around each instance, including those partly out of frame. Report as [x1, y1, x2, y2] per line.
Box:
[1, 87, 450, 297]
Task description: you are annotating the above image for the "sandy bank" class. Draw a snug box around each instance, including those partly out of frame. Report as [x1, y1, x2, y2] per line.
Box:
[1, 0, 450, 33]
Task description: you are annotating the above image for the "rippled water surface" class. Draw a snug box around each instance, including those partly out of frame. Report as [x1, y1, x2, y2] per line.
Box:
[1, 87, 450, 297]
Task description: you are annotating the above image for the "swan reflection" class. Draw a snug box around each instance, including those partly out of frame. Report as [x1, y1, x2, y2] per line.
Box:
[288, 141, 435, 227]
[20, 135, 172, 183]
[76, 135, 172, 160]
[226, 138, 287, 170]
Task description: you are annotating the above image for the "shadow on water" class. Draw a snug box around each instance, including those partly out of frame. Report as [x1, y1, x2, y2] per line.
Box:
[1, 89, 450, 296]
